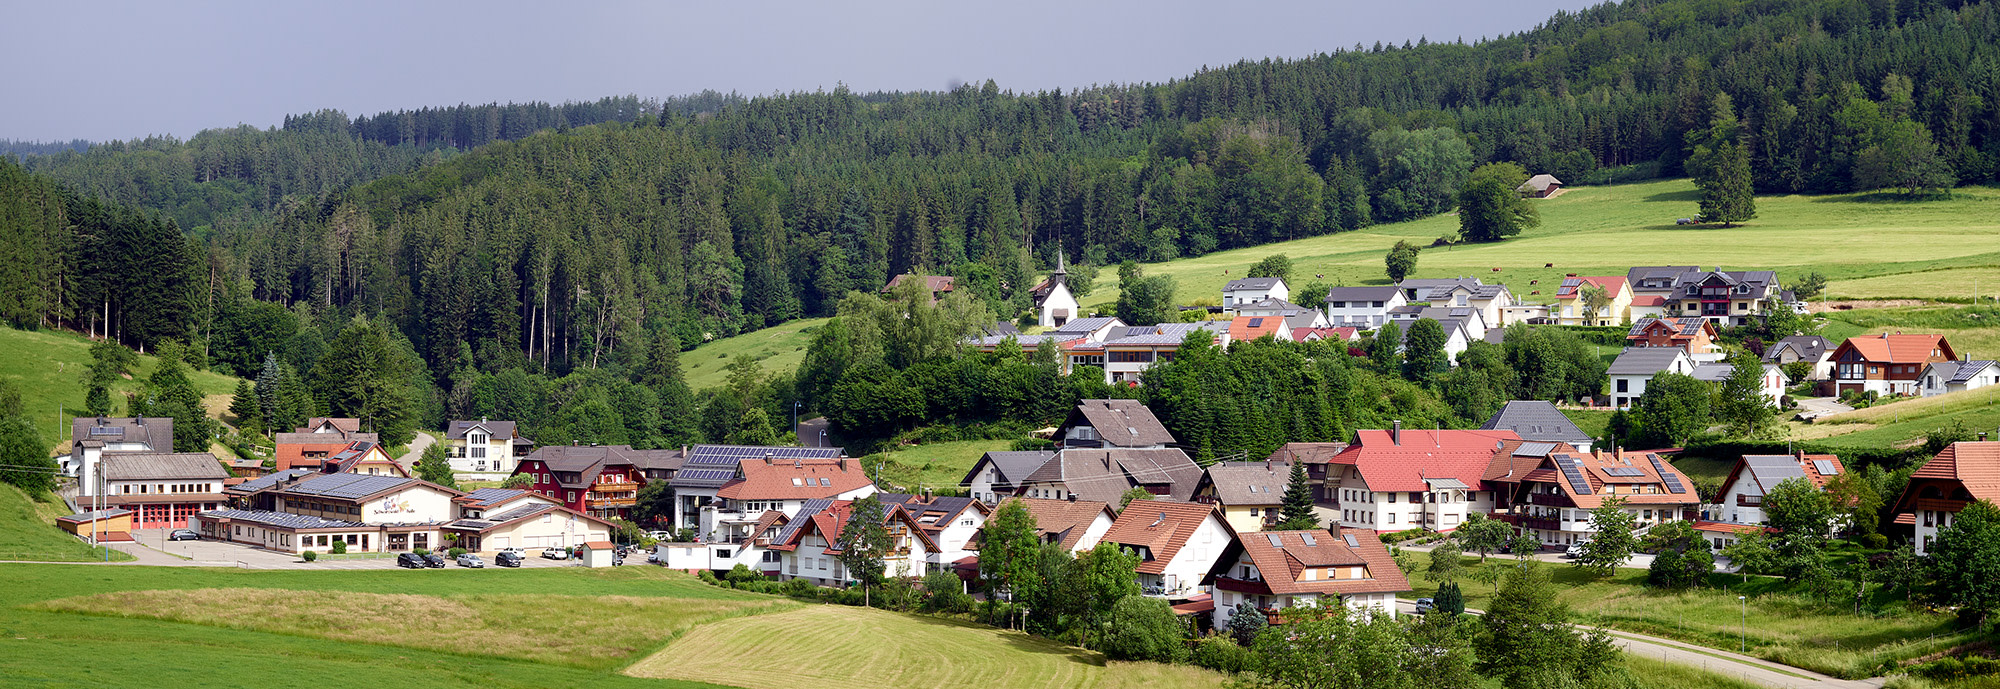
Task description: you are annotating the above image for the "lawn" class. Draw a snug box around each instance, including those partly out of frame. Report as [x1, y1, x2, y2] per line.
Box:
[1403, 552, 1967, 679]
[625, 603, 1227, 689]
[0, 483, 133, 562]
[863, 438, 1017, 494]
[682, 317, 829, 391]
[0, 326, 245, 454]
[1074, 179, 2000, 313]
[1827, 267, 2000, 302]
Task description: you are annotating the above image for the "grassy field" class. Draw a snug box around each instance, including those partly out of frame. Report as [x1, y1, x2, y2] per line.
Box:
[1073, 179, 2000, 313]
[625, 603, 1227, 689]
[1403, 552, 1966, 679]
[864, 438, 1017, 494]
[0, 326, 245, 454]
[682, 317, 829, 391]
[1827, 267, 2000, 302]
[0, 483, 133, 562]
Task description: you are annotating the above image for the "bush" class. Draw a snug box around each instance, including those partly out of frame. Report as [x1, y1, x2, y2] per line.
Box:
[1863, 533, 1889, 550]
[1378, 528, 1428, 544]
[725, 564, 761, 587]
[922, 570, 974, 614]
[447, 547, 466, 558]
[330, 540, 348, 555]
[412, 547, 429, 556]
[697, 570, 720, 585]
[301, 550, 317, 562]
[1190, 633, 1259, 674]
[1101, 595, 1187, 663]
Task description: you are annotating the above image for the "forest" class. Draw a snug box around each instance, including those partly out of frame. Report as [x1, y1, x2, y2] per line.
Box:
[3, 0, 1999, 456]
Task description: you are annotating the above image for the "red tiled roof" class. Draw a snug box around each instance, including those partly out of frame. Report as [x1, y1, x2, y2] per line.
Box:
[995, 497, 1115, 551]
[1171, 595, 1215, 615]
[583, 541, 617, 549]
[1631, 295, 1667, 307]
[1230, 315, 1285, 342]
[1218, 528, 1411, 596]
[1101, 500, 1229, 575]
[1691, 521, 1773, 535]
[884, 274, 955, 293]
[1836, 334, 1954, 364]
[1909, 441, 2000, 502]
[715, 457, 874, 501]
[1330, 428, 1519, 493]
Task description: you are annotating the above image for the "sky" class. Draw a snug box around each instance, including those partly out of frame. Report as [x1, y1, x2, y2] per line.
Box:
[2, 0, 1602, 142]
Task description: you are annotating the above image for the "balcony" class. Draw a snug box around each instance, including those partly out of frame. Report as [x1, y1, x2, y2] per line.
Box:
[1513, 516, 1561, 531]
[588, 496, 637, 508]
[1912, 498, 1969, 513]
[594, 481, 639, 493]
[1526, 493, 1575, 508]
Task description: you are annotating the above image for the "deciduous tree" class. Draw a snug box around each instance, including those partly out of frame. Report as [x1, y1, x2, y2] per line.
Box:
[1575, 497, 1637, 576]
[1457, 162, 1539, 242]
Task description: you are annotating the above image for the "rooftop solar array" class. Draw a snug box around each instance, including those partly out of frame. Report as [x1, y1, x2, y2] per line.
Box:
[1812, 459, 1841, 476]
[1554, 456, 1593, 495]
[1744, 455, 1809, 484]
[461, 488, 526, 506]
[229, 469, 317, 493]
[284, 473, 413, 500]
[200, 508, 367, 530]
[1648, 454, 1687, 494]
[484, 504, 553, 523]
[1514, 442, 1557, 457]
[88, 426, 125, 437]
[1602, 467, 1646, 477]
[773, 499, 833, 544]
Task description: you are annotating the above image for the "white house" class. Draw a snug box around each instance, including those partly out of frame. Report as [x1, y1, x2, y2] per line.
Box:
[1764, 336, 1835, 381]
[1690, 361, 1787, 408]
[882, 494, 989, 573]
[1713, 454, 1845, 526]
[1398, 277, 1515, 330]
[1919, 360, 1999, 397]
[65, 417, 174, 495]
[1895, 441, 2000, 555]
[1324, 427, 1511, 533]
[1101, 500, 1235, 600]
[443, 418, 533, 479]
[1322, 286, 1407, 328]
[997, 497, 1118, 553]
[1607, 347, 1696, 410]
[770, 499, 936, 585]
[1388, 307, 1484, 366]
[1205, 528, 1410, 629]
[1032, 256, 1082, 328]
[701, 453, 877, 543]
[1099, 320, 1230, 385]
[1223, 277, 1289, 308]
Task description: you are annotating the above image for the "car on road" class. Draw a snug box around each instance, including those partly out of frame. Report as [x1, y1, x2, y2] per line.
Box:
[495, 551, 523, 568]
[1413, 597, 1436, 614]
[540, 547, 569, 560]
[397, 552, 428, 569]
[168, 529, 200, 541]
[421, 552, 447, 568]
[646, 531, 675, 542]
[495, 547, 526, 560]
[1564, 543, 1586, 559]
[455, 553, 485, 568]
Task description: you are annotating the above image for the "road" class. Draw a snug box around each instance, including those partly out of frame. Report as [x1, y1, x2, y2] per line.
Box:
[8, 529, 591, 570]
[1794, 396, 1855, 420]
[1394, 599, 1883, 689]
[395, 430, 437, 472]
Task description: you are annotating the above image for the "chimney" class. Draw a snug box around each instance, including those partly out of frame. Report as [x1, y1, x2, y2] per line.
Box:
[1392, 420, 1401, 445]
[765, 452, 775, 466]
[1981, 432, 1990, 442]
[135, 417, 144, 426]
[481, 416, 487, 424]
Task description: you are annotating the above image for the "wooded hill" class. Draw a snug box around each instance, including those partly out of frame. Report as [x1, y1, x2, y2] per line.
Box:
[5, 0, 2000, 384]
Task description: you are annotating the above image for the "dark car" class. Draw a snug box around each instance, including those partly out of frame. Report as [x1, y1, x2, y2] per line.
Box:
[396, 552, 427, 569]
[422, 553, 447, 568]
[168, 529, 200, 541]
[495, 551, 523, 568]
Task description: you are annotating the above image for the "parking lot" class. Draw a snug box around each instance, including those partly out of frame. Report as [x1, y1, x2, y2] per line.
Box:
[116, 530, 621, 570]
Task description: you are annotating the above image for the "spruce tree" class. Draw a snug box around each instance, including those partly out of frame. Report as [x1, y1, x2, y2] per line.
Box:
[1276, 460, 1319, 529]
[415, 442, 457, 489]
[227, 379, 260, 433]
[1689, 93, 1757, 226]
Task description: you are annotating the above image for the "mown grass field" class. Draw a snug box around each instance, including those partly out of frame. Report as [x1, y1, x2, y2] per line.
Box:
[864, 438, 1017, 494]
[1403, 552, 1966, 679]
[1827, 267, 2000, 302]
[682, 316, 828, 391]
[0, 483, 132, 562]
[0, 326, 244, 454]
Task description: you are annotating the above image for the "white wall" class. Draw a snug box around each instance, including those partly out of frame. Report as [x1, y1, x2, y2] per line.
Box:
[363, 484, 460, 523]
[1038, 282, 1079, 328]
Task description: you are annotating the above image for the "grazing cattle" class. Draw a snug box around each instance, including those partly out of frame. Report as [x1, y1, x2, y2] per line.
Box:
[1492, 267, 1501, 272]
[1531, 290, 1541, 295]
[1529, 280, 1538, 285]
[1315, 273, 1323, 279]
[1545, 263, 1554, 267]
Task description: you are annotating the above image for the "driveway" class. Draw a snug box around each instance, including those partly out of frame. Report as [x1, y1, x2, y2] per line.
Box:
[396, 431, 438, 471]
[1794, 396, 1854, 419]
[55, 529, 600, 570]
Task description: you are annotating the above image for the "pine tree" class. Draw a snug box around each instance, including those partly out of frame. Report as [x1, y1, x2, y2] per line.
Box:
[1689, 93, 1757, 226]
[1276, 460, 1319, 529]
[227, 379, 261, 433]
[415, 442, 456, 489]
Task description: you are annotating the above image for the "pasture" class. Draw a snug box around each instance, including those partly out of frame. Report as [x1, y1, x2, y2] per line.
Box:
[682, 316, 828, 391]
[0, 326, 243, 454]
[863, 438, 1017, 494]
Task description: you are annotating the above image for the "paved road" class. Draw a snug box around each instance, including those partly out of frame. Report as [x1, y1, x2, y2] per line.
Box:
[1794, 396, 1855, 419]
[19, 529, 600, 570]
[396, 431, 437, 471]
[1395, 600, 1883, 689]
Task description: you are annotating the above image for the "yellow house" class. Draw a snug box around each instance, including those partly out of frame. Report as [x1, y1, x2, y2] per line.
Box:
[1554, 276, 1632, 326]
[1192, 461, 1290, 533]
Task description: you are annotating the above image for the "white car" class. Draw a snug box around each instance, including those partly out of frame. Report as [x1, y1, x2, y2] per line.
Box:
[540, 547, 570, 560]
[646, 531, 675, 542]
[1564, 543, 1586, 559]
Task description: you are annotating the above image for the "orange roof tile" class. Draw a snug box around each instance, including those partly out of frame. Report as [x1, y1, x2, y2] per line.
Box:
[1909, 441, 2000, 502]
[1230, 315, 1286, 342]
[995, 497, 1116, 551]
[1218, 528, 1411, 597]
[1330, 428, 1518, 493]
[1835, 334, 1954, 364]
[715, 457, 874, 501]
[1102, 500, 1229, 575]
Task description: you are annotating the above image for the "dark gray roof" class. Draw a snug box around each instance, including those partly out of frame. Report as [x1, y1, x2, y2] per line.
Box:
[484, 503, 556, 523]
[1224, 277, 1285, 291]
[1323, 286, 1402, 303]
[70, 417, 173, 451]
[229, 469, 318, 494]
[1608, 347, 1691, 376]
[1742, 455, 1809, 489]
[1237, 298, 1316, 315]
[1020, 447, 1203, 503]
[1054, 317, 1122, 334]
[460, 488, 528, 507]
[1198, 461, 1290, 506]
[1104, 321, 1229, 346]
[1765, 336, 1830, 363]
[672, 444, 842, 490]
[963, 451, 1056, 487]
[199, 508, 367, 530]
[1933, 360, 1999, 385]
[1690, 362, 1734, 382]
[446, 419, 521, 441]
[1480, 401, 1592, 446]
[100, 453, 228, 482]
[1064, 400, 1177, 448]
[1626, 266, 1702, 290]
[1399, 277, 1510, 301]
[281, 473, 416, 500]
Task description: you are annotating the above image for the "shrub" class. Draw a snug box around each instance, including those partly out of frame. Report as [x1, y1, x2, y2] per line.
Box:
[301, 550, 317, 562]
[784, 577, 817, 597]
[412, 547, 429, 556]
[447, 547, 466, 558]
[1863, 533, 1889, 550]
[697, 570, 720, 585]
[1101, 595, 1187, 663]
[922, 570, 973, 614]
[1191, 633, 1259, 674]
[330, 540, 348, 554]
[725, 564, 761, 587]
[1228, 603, 1267, 645]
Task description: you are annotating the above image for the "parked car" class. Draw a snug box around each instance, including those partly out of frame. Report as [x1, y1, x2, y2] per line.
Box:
[1413, 597, 1436, 615]
[495, 551, 523, 568]
[495, 547, 526, 560]
[421, 552, 447, 568]
[646, 530, 674, 541]
[168, 529, 200, 541]
[541, 547, 569, 560]
[456, 553, 485, 568]
[1564, 543, 1586, 559]
[396, 552, 428, 569]
[646, 550, 660, 564]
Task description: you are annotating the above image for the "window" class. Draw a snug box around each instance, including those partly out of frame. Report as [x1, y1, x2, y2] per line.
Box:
[1329, 301, 1345, 308]
[1372, 301, 1385, 308]
[1388, 513, 1396, 524]
[566, 492, 576, 502]
[471, 446, 487, 459]
[1616, 379, 1629, 393]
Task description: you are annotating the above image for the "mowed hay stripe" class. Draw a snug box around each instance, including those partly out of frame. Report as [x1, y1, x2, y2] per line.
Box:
[627, 605, 1144, 689]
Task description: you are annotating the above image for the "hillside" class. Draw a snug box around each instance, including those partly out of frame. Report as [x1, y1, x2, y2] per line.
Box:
[0, 483, 133, 562]
[0, 326, 243, 454]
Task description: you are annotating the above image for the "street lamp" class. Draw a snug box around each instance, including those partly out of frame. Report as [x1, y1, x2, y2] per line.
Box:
[1737, 595, 1747, 653]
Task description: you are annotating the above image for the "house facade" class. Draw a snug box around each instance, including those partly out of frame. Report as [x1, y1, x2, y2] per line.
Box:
[1626, 317, 1721, 360]
[668, 444, 844, 531]
[702, 453, 877, 543]
[1765, 336, 1834, 381]
[1322, 286, 1407, 328]
[1102, 500, 1235, 600]
[1264, 442, 1350, 525]
[962, 450, 1056, 504]
[274, 418, 381, 473]
[1398, 278, 1514, 331]
[880, 494, 989, 572]
[1689, 361, 1787, 408]
[1485, 447, 1700, 549]
[193, 473, 466, 554]
[770, 499, 937, 585]
[1607, 347, 1697, 410]
[1919, 360, 1999, 397]
[1554, 276, 1632, 326]
[1323, 426, 1512, 533]
[1830, 333, 1956, 396]
[1192, 460, 1290, 533]
[1892, 441, 2000, 554]
[510, 444, 682, 521]
[443, 418, 533, 479]
[1713, 454, 1845, 526]
[100, 452, 229, 529]
[1100, 321, 1231, 384]
[1222, 277, 1289, 308]
[1205, 528, 1410, 628]
[65, 416, 173, 496]
[992, 497, 1118, 553]
[1661, 269, 1788, 327]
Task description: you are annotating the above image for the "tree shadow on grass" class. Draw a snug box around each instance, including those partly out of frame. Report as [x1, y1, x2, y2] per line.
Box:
[904, 613, 1108, 666]
[1643, 189, 1703, 203]
[1809, 191, 1952, 204]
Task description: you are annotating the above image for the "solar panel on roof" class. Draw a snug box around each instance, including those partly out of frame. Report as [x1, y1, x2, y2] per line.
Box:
[1603, 467, 1645, 477]
[1514, 442, 1557, 457]
[1648, 455, 1686, 494]
[1342, 534, 1360, 547]
[1266, 534, 1285, 547]
[1554, 456, 1593, 495]
[1812, 459, 1840, 476]
[1248, 318, 1264, 327]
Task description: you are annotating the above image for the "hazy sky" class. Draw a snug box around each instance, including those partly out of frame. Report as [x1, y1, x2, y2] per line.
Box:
[3, 1, 1600, 142]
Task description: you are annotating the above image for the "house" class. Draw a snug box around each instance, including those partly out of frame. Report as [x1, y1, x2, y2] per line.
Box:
[668, 444, 843, 531]
[57, 508, 134, 541]
[1222, 277, 1288, 308]
[1099, 320, 1231, 385]
[510, 444, 680, 521]
[443, 488, 618, 553]
[99, 452, 230, 529]
[1397, 277, 1514, 331]
[1627, 317, 1721, 360]
[1919, 360, 2000, 397]
[1292, 326, 1358, 344]
[316, 440, 408, 478]
[1013, 448, 1204, 503]
[1192, 460, 1291, 533]
[703, 451, 877, 543]
[1058, 399, 1177, 450]
[1323, 425, 1514, 534]
[1764, 336, 1834, 381]
[1485, 446, 1701, 549]
[880, 493, 990, 573]
[962, 450, 1057, 504]
[64, 416, 174, 495]
[1322, 286, 1407, 329]
[1714, 454, 1845, 526]
[1389, 309, 1481, 364]
[987, 497, 1117, 553]
[1500, 302, 1553, 325]
[1626, 266, 1703, 297]
[192, 472, 468, 554]
[882, 274, 955, 302]
[656, 510, 791, 575]
[1661, 269, 1789, 327]
[1830, 333, 1957, 396]
[1480, 401, 1594, 449]
[443, 418, 534, 479]
[1891, 440, 2000, 554]
[1236, 298, 1326, 326]
[1101, 499, 1235, 600]
[968, 317, 1131, 376]
[769, 498, 938, 585]
[1518, 174, 1563, 197]
[1607, 347, 1697, 410]
[222, 469, 320, 511]
[274, 419, 381, 472]
[1627, 294, 1671, 321]
[1228, 314, 1292, 343]
[1554, 276, 1632, 326]
[1205, 528, 1409, 628]
[1264, 442, 1350, 524]
[1031, 256, 1081, 328]
[1689, 360, 1786, 408]
[1690, 520, 1773, 551]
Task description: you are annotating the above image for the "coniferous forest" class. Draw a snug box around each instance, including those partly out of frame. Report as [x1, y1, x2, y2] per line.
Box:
[4, 0, 2000, 458]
